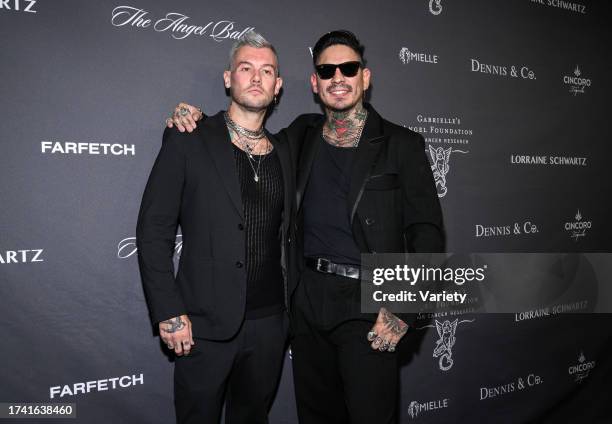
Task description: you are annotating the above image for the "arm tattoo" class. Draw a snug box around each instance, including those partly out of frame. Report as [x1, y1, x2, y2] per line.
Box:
[381, 308, 408, 337]
[160, 317, 185, 334]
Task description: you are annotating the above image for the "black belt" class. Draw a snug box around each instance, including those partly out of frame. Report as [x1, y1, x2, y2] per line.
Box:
[305, 257, 360, 280]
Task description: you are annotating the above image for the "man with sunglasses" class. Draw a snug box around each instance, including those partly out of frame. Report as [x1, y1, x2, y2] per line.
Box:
[168, 30, 444, 424]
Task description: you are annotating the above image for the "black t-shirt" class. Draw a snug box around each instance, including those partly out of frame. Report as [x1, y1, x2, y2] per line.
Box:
[303, 136, 362, 266]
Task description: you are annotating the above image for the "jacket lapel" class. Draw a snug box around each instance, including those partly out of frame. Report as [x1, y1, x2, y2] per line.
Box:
[198, 112, 244, 219]
[296, 120, 324, 211]
[346, 107, 388, 225]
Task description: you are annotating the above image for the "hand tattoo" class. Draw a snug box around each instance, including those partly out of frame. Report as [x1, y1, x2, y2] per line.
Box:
[160, 317, 185, 334]
[381, 308, 408, 337]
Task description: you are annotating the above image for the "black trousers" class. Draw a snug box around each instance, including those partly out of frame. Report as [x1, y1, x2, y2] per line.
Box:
[290, 267, 399, 424]
[174, 312, 288, 424]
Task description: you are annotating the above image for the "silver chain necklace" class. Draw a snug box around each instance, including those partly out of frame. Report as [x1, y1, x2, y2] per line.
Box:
[230, 129, 271, 183]
[224, 112, 266, 140]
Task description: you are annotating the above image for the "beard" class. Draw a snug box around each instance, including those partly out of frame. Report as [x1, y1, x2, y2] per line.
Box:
[230, 86, 273, 112]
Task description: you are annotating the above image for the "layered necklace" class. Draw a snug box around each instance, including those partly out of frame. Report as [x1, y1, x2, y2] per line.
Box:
[224, 112, 271, 182]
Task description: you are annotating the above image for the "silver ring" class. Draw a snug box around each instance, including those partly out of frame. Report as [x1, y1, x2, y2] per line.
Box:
[379, 340, 390, 351]
[179, 106, 190, 117]
[167, 344, 174, 349]
[367, 331, 377, 341]
[388, 343, 396, 353]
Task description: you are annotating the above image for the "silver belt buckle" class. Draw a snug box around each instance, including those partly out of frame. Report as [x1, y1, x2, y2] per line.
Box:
[316, 257, 332, 273]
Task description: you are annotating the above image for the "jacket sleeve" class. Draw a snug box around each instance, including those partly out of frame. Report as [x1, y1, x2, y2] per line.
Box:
[399, 133, 445, 253]
[136, 127, 186, 325]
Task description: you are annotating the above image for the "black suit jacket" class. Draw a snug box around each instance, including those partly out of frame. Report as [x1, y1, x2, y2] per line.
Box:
[136, 111, 295, 340]
[280, 104, 445, 326]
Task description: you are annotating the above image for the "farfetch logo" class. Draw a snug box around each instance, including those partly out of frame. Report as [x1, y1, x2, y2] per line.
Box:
[41, 141, 135, 156]
[563, 65, 591, 95]
[418, 318, 475, 371]
[564, 210, 591, 241]
[117, 235, 182, 259]
[568, 351, 595, 383]
[399, 47, 438, 65]
[0, 0, 36, 13]
[50, 373, 144, 399]
[429, 0, 442, 15]
[407, 398, 449, 419]
[111, 5, 254, 41]
[0, 249, 44, 264]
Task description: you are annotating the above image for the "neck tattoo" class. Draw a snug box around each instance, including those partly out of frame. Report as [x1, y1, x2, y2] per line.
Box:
[322, 104, 368, 148]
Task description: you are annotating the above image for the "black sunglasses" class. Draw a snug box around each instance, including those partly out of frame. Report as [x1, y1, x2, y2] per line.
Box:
[315, 61, 361, 79]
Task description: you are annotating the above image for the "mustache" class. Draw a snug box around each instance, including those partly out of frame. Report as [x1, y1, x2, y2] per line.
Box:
[327, 83, 352, 93]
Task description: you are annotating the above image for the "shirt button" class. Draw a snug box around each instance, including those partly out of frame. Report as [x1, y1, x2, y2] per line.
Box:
[235, 261, 244, 268]
[238, 223, 244, 231]
[365, 217, 375, 225]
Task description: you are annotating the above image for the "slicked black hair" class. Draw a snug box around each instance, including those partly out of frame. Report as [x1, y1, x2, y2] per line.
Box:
[311, 30, 365, 66]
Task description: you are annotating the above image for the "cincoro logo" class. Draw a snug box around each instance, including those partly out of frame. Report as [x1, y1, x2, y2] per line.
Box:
[564, 210, 591, 241]
[568, 362, 595, 374]
[568, 351, 596, 383]
[563, 66, 592, 95]
[563, 76, 591, 86]
[564, 221, 591, 230]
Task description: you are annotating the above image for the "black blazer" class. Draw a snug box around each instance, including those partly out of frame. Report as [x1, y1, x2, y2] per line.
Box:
[280, 104, 445, 325]
[286, 103, 444, 255]
[136, 111, 295, 340]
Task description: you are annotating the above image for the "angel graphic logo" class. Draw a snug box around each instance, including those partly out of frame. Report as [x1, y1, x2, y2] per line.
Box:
[429, 0, 443, 15]
[427, 146, 468, 198]
[419, 318, 474, 371]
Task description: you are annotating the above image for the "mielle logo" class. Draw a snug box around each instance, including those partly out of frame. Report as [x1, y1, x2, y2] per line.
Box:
[0, 0, 36, 13]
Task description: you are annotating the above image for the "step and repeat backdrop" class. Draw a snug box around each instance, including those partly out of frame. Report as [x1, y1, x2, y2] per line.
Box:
[1, 0, 611, 423]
